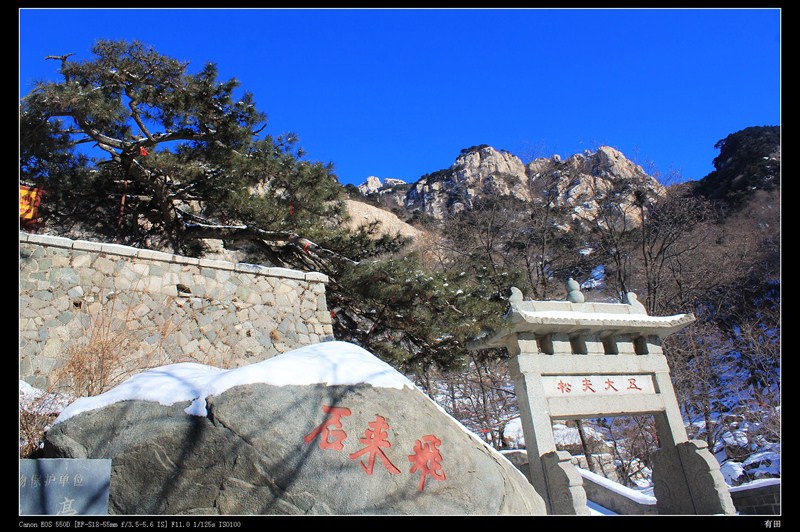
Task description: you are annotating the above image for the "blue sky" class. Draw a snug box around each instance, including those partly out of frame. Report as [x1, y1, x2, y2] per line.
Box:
[19, 8, 781, 187]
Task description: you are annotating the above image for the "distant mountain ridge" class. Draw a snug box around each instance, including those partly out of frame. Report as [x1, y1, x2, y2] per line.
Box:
[358, 144, 665, 222]
[354, 125, 780, 231]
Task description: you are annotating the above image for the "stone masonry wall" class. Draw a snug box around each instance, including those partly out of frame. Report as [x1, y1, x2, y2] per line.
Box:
[729, 479, 781, 515]
[19, 232, 334, 391]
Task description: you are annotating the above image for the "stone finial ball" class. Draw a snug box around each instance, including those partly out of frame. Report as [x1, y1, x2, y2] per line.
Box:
[566, 277, 585, 303]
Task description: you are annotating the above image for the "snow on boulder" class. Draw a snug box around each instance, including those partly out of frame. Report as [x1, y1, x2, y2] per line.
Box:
[44, 341, 545, 515]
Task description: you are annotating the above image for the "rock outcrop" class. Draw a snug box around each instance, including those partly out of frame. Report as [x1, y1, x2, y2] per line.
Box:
[343, 199, 421, 239]
[527, 145, 665, 222]
[405, 145, 531, 219]
[400, 145, 665, 221]
[357, 176, 384, 195]
[43, 342, 545, 515]
[356, 176, 409, 211]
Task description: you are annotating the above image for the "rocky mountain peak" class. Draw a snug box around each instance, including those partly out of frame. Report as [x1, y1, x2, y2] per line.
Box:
[355, 176, 409, 211]
[527, 146, 652, 183]
[357, 176, 383, 195]
[451, 145, 528, 185]
[403, 145, 664, 220]
[357, 176, 408, 196]
[526, 146, 665, 223]
[405, 146, 532, 218]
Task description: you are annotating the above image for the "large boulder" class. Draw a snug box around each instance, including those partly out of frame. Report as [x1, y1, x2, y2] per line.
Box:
[44, 342, 545, 515]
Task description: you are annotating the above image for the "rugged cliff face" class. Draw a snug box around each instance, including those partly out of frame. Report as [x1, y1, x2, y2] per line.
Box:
[404, 146, 531, 219]
[390, 144, 664, 221]
[526, 146, 666, 222]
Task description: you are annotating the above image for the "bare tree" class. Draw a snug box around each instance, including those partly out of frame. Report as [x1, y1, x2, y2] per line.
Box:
[632, 184, 711, 314]
[421, 353, 518, 449]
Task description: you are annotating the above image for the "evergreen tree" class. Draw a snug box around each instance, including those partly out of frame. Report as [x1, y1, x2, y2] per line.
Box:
[694, 125, 780, 206]
[19, 39, 501, 374]
[20, 40, 344, 258]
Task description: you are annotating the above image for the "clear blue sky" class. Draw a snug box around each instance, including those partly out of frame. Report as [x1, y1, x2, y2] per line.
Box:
[19, 8, 781, 187]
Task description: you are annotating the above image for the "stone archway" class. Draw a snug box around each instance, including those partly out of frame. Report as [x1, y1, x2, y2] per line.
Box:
[471, 284, 735, 515]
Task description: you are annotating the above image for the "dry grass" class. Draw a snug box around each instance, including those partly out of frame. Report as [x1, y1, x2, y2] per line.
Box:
[19, 381, 72, 458]
[20, 272, 185, 457]
[54, 290, 177, 398]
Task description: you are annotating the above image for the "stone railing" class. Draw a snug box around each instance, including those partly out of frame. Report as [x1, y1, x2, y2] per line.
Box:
[502, 448, 780, 515]
[577, 467, 658, 515]
[19, 232, 334, 391]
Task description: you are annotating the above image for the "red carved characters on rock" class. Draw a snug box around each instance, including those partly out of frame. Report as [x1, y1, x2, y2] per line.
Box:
[348, 415, 401, 476]
[303, 405, 352, 450]
[408, 435, 446, 492]
[303, 403, 446, 491]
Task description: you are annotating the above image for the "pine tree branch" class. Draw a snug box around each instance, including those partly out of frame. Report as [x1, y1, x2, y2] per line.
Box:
[182, 222, 360, 268]
[127, 96, 154, 141]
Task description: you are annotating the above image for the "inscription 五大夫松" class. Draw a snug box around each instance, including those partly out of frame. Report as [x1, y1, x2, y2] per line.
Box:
[542, 374, 655, 397]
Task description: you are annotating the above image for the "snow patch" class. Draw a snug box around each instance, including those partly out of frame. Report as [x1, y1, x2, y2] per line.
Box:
[578, 467, 658, 505]
[728, 477, 781, 493]
[19, 380, 73, 414]
[54, 341, 416, 423]
[503, 416, 526, 448]
[720, 460, 745, 484]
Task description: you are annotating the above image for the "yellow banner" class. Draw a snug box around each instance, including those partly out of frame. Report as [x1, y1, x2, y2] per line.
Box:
[20, 185, 41, 220]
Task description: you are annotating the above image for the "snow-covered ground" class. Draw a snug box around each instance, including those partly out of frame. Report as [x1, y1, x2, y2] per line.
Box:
[19, 380, 73, 414]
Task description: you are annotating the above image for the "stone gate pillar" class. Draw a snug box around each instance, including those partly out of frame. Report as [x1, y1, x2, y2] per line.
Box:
[470, 283, 735, 515]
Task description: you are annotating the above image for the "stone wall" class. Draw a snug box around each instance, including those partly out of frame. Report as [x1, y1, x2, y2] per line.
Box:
[729, 479, 781, 515]
[19, 232, 334, 391]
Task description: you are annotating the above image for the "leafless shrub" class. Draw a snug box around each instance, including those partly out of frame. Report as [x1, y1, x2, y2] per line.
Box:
[19, 381, 73, 458]
[53, 289, 177, 397]
[20, 271, 188, 456]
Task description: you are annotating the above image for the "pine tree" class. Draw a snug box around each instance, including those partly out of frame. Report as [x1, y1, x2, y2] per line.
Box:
[20, 40, 344, 259]
[20, 39, 501, 374]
